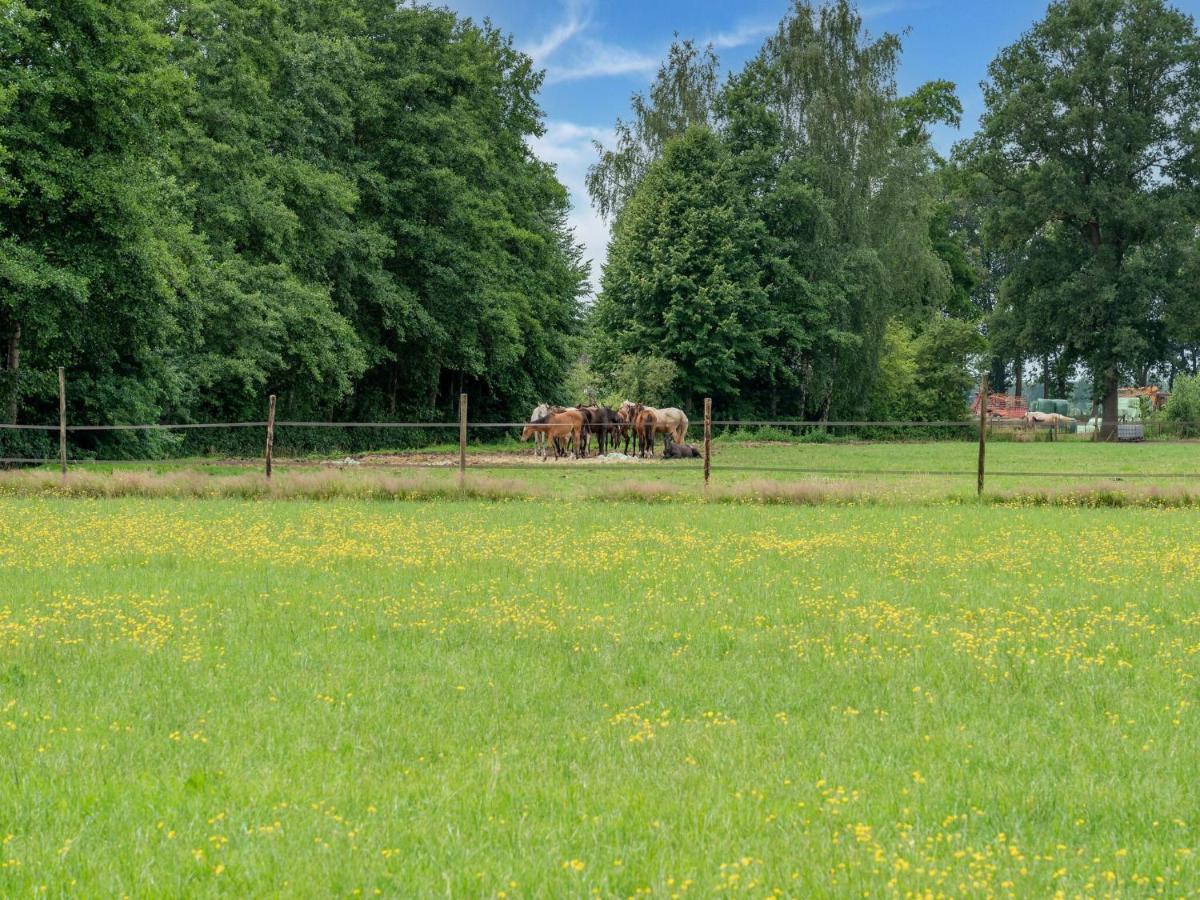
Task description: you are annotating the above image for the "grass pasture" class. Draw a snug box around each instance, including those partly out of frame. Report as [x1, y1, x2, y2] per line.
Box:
[8, 436, 1200, 504]
[2, 489, 1200, 895]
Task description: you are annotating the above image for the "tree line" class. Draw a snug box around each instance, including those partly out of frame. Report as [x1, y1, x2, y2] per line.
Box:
[583, 0, 1200, 437]
[2, 0, 1198, 453]
[1, 0, 588, 455]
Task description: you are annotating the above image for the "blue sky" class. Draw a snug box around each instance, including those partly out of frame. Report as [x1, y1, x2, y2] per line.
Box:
[443, 0, 1200, 292]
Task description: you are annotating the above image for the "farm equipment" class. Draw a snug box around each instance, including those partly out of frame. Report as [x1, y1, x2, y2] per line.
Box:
[971, 392, 1028, 420]
[1119, 385, 1169, 411]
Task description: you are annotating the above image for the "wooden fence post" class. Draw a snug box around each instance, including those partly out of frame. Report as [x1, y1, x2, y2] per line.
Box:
[458, 393, 467, 489]
[264, 394, 276, 479]
[977, 372, 988, 497]
[703, 397, 712, 491]
[57, 366, 66, 477]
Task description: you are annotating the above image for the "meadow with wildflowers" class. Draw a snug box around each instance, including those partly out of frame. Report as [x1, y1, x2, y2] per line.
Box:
[2, 496, 1199, 895]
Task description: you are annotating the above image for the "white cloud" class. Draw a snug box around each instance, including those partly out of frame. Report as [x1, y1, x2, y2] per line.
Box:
[529, 120, 617, 296]
[530, 121, 616, 170]
[859, 2, 908, 18]
[706, 20, 774, 50]
[545, 39, 661, 84]
[522, 0, 591, 64]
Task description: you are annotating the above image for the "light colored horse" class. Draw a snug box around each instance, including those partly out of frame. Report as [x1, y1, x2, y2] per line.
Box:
[618, 401, 690, 450]
[529, 403, 553, 458]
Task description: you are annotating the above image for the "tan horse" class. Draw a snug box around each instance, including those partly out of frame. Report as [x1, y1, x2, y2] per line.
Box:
[520, 409, 584, 459]
[618, 401, 689, 450]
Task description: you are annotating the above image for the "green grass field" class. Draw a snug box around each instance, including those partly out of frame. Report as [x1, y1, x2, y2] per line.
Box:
[18, 436, 1200, 503]
[2, 490, 1199, 895]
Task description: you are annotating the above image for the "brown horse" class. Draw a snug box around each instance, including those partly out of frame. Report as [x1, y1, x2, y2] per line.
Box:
[615, 407, 635, 455]
[579, 405, 620, 456]
[527, 404, 567, 458]
[633, 404, 657, 458]
[520, 409, 584, 459]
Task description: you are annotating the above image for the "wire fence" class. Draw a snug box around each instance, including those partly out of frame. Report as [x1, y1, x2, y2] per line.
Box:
[2, 382, 1198, 492]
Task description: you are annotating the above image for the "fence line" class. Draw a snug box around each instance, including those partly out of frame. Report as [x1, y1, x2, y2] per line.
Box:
[4, 385, 1199, 496]
[8, 456, 1196, 482]
[7, 419, 1200, 431]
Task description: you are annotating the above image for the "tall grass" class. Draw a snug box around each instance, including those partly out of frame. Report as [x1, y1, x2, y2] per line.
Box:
[4, 466, 1200, 507]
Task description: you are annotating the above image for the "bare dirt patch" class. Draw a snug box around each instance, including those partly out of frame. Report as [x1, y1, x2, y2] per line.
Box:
[322, 451, 655, 468]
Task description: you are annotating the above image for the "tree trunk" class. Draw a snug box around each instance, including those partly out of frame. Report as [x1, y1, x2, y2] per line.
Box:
[989, 356, 1007, 394]
[797, 360, 811, 419]
[817, 384, 833, 423]
[5, 321, 18, 425]
[1014, 359, 1023, 398]
[1100, 369, 1119, 441]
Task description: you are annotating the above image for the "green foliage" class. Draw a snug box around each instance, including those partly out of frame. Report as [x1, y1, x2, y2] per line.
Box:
[897, 80, 963, 148]
[605, 354, 679, 408]
[0, 0, 194, 445]
[0, 0, 587, 452]
[961, 0, 1200, 427]
[1166, 374, 1200, 437]
[586, 39, 720, 222]
[562, 359, 601, 407]
[866, 322, 920, 421]
[911, 317, 987, 419]
[590, 0, 972, 421]
[594, 128, 768, 413]
[866, 317, 985, 422]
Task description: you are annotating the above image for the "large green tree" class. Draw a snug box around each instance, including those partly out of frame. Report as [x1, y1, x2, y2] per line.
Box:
[2, 0, 588, 455]
[586, 39, 720, 223]
[169, 0, 369, 422]
[591, 0, 966, 420]
[353, 5, 587, 420]
[593, 128, 770, 413]
[962, 0, 1200, 437]
[0, 0, 192, 444]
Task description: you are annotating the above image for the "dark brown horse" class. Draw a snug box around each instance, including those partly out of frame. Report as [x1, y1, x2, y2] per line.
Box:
[579, 405, 620, 456]
[662, 434, 701, 458]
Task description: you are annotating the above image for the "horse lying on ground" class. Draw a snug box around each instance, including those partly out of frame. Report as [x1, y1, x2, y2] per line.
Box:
[662, 435, 701, 459]
[520, 409, 584, 459]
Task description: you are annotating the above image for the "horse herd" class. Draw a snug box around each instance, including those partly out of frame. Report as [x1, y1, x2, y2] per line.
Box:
[519, 401, 702, 460]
